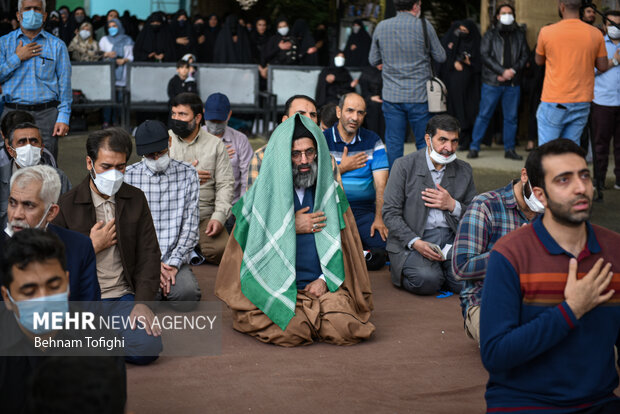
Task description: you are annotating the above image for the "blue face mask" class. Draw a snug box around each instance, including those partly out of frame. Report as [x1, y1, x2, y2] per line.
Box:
[108, 26, 119, 36]
[6, 289, 69, 334]
[21, 9, 44, 31]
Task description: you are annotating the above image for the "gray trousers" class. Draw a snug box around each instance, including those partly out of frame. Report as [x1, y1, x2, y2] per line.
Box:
[401, 227, 463, 295]
[155, 264, 202, 311]
[2, 106, 59, 160]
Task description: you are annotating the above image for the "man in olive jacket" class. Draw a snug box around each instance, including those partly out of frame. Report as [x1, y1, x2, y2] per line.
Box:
[53, 128, 162, 365]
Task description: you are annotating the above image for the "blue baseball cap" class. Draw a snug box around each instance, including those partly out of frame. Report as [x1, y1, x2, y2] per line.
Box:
[204, 93, 231, 121]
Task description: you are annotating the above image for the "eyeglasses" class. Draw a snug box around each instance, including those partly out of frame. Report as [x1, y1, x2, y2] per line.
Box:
[291, 148, 316, 161]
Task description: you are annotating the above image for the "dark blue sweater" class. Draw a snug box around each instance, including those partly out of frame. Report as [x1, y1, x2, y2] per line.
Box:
[294, 187, 322, 290]
[480, 217, 620, 413]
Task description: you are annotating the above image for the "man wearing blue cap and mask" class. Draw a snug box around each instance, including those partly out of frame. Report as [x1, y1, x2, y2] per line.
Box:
[202, 92, 253, 232]
[0, 0, 72, 161]
[383, 114, 476, 296]
[452, 156, 543, 344]
[125, 120, 202, 309]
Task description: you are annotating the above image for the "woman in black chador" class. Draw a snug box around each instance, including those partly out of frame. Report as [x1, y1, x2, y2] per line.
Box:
[344, 19, 372, 67]
[315, 51, 356, 108]
[213, 14, 253, 64]
[133, 11, 176, 62]
[437, 20, 481, 149]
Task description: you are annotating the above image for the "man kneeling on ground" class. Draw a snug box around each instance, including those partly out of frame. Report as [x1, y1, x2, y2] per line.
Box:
[216, 114, 375, 346]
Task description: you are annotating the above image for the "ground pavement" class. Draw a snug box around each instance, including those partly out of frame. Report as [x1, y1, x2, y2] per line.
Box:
[54, 133, 620, 413]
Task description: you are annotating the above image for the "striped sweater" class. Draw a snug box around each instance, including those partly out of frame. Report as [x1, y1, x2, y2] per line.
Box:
[480, 216, 620, 413]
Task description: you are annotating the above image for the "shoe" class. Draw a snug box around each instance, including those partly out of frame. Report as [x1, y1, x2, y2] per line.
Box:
[525, 141, 536, 152]
[467, 150, 479, 159]
[614, 182, 620, 190]
[505, 150, 523, 160]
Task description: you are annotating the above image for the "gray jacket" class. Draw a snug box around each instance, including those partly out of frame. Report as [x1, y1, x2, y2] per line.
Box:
[0, 161, 71, 230]
[382, 150, 476, 286]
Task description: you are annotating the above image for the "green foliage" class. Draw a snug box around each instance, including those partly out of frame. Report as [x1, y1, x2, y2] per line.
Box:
[260, 0, 331, 29]
[424, 0, 480, 37]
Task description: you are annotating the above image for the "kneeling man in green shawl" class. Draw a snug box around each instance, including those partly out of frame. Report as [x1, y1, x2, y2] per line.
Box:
[215, 114, 375, 346]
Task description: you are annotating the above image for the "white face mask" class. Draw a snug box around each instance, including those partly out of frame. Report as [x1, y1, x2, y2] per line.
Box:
[352, 25, 360, 34]
[79, 29, 91, 40]
[428, 140, 457, 165]
[608, 26, 620, 40]
[334, 56, 345, 67]
[278, 26, 289, 36]
[499, 14, 515, 26]
[13, 144, 41, 167]
[91, 168, 124, 197]
[523, 181, 545, 214]
[144, 154, 171, 173]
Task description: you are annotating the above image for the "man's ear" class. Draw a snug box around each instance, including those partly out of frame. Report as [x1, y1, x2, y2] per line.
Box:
[227, 110, 232, 122]
[1, 286, 16, 312]
[532, 186, 547, 207]
[46, 204, 60, 223]
[424, 133, 432, 149]
[520, 168, 529, 185]
[85, 155, 93, 171]
[5, 138, 16, 158]
[335, 105, 342, 120]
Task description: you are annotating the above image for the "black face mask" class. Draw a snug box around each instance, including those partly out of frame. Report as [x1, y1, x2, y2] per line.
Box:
[151, 24, 161, 33]
[193, 23, 204, 32]
[169, 118, 195, 138]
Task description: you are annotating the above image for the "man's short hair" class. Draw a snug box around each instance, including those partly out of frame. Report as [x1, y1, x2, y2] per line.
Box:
[338, 92, 364, 110]
[525, 138, 586, 190]
[9, 122, 40, 143]
[18, 0, 46, 12]
[319, 103, 338, 128]
[496, 3, 516, 18]
[1, 228, 66, 290]
[10, 165, 61, 207]
[1, 110, 35, 139]
[560, 0, 582, 11]
[170, 92, 205, 126]
[425, 114, 461, 138]
[86, 127, 133, 163]
[393, 0, 420, 12]
[284, 95, 316, 117]
[176, 59, 190, 69]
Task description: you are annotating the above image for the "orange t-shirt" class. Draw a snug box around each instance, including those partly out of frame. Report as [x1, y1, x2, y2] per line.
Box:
[536, 19, 607, 103]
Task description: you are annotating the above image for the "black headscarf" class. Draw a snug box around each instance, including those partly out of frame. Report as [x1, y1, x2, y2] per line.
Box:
[133, 12, 176, 62]
[197, 14, 220, 63]
[344, 19, 371, 67]
[170, 9, 195, 60]
[213, 14, 253, 64]
[249, 18, 271, 64]
[436, 20, 482, 131]
[120, 11, 140, 41]
[291, 19, 318, 66]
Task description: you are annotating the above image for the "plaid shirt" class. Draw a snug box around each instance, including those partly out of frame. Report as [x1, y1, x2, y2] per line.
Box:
[452, 181, 533, 315]
[247, 144, 342, 189]
[124, 159, 200, 269]
[0, 29, 72, 124]
[368, 12, 445, 103]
